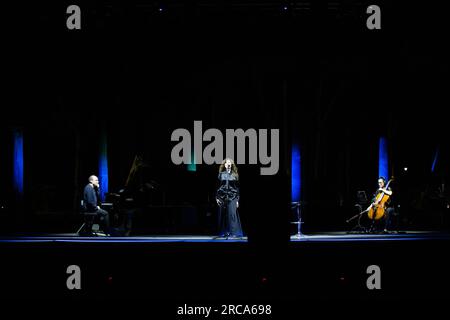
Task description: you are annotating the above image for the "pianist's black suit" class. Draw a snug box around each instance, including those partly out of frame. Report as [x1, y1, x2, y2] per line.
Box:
[83, 184, 110, 234]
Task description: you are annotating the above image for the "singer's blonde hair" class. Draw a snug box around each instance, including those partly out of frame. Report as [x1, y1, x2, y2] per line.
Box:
[218, 158, 239, 179]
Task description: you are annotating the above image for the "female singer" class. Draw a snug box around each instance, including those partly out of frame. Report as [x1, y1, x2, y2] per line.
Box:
[216, 158, 243, 238]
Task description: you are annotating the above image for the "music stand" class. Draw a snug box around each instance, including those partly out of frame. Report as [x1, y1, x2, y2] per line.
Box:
[357, 191, 368, 205]
[347, 191, 369, 233]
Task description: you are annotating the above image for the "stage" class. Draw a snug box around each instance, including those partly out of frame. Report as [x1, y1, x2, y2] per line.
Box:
[0, 230, 448, 243]
[2, 1, 449, 313]
[1, 230, 449, 302]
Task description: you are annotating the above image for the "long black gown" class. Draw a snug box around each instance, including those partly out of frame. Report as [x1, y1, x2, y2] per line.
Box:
[216, 171, 243, 237]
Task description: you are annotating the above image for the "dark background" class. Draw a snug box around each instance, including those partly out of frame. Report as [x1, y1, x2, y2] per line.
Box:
[2, 1, 449, 238]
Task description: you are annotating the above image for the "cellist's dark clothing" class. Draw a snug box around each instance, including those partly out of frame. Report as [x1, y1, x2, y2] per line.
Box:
[216, 171, 243, 237]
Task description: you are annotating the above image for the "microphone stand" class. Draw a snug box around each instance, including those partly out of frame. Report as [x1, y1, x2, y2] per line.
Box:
[291, 201, 304, 239]
[223, 196, 230, 240]
[212, 197, 229, 240]
[223, 170, 231, 240]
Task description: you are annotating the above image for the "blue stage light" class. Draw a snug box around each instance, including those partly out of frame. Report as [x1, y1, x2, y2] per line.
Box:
[378, 137, 388, 180]
[291, 144, 301, 202]
[13, 129, 24, 196]
[99, 133, 109, 202]
[431, 146, 439, 173]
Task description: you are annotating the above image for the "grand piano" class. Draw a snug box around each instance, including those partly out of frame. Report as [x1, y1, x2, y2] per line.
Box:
[105, 155, 156, 236]
[105, 155, 208, 236]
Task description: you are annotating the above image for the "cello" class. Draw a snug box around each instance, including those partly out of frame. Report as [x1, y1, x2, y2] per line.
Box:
[367, 177, 394, 220]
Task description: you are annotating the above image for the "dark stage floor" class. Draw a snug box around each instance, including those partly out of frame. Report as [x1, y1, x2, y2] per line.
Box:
[0, 230, 448, 243]
[1, 230, 449, 305]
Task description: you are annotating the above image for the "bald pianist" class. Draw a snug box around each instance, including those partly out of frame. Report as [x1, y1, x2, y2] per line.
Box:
[83, 175, 111, 236]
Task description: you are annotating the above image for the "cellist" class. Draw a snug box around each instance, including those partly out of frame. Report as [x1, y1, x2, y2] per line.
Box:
[371, 177, 395, 233]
